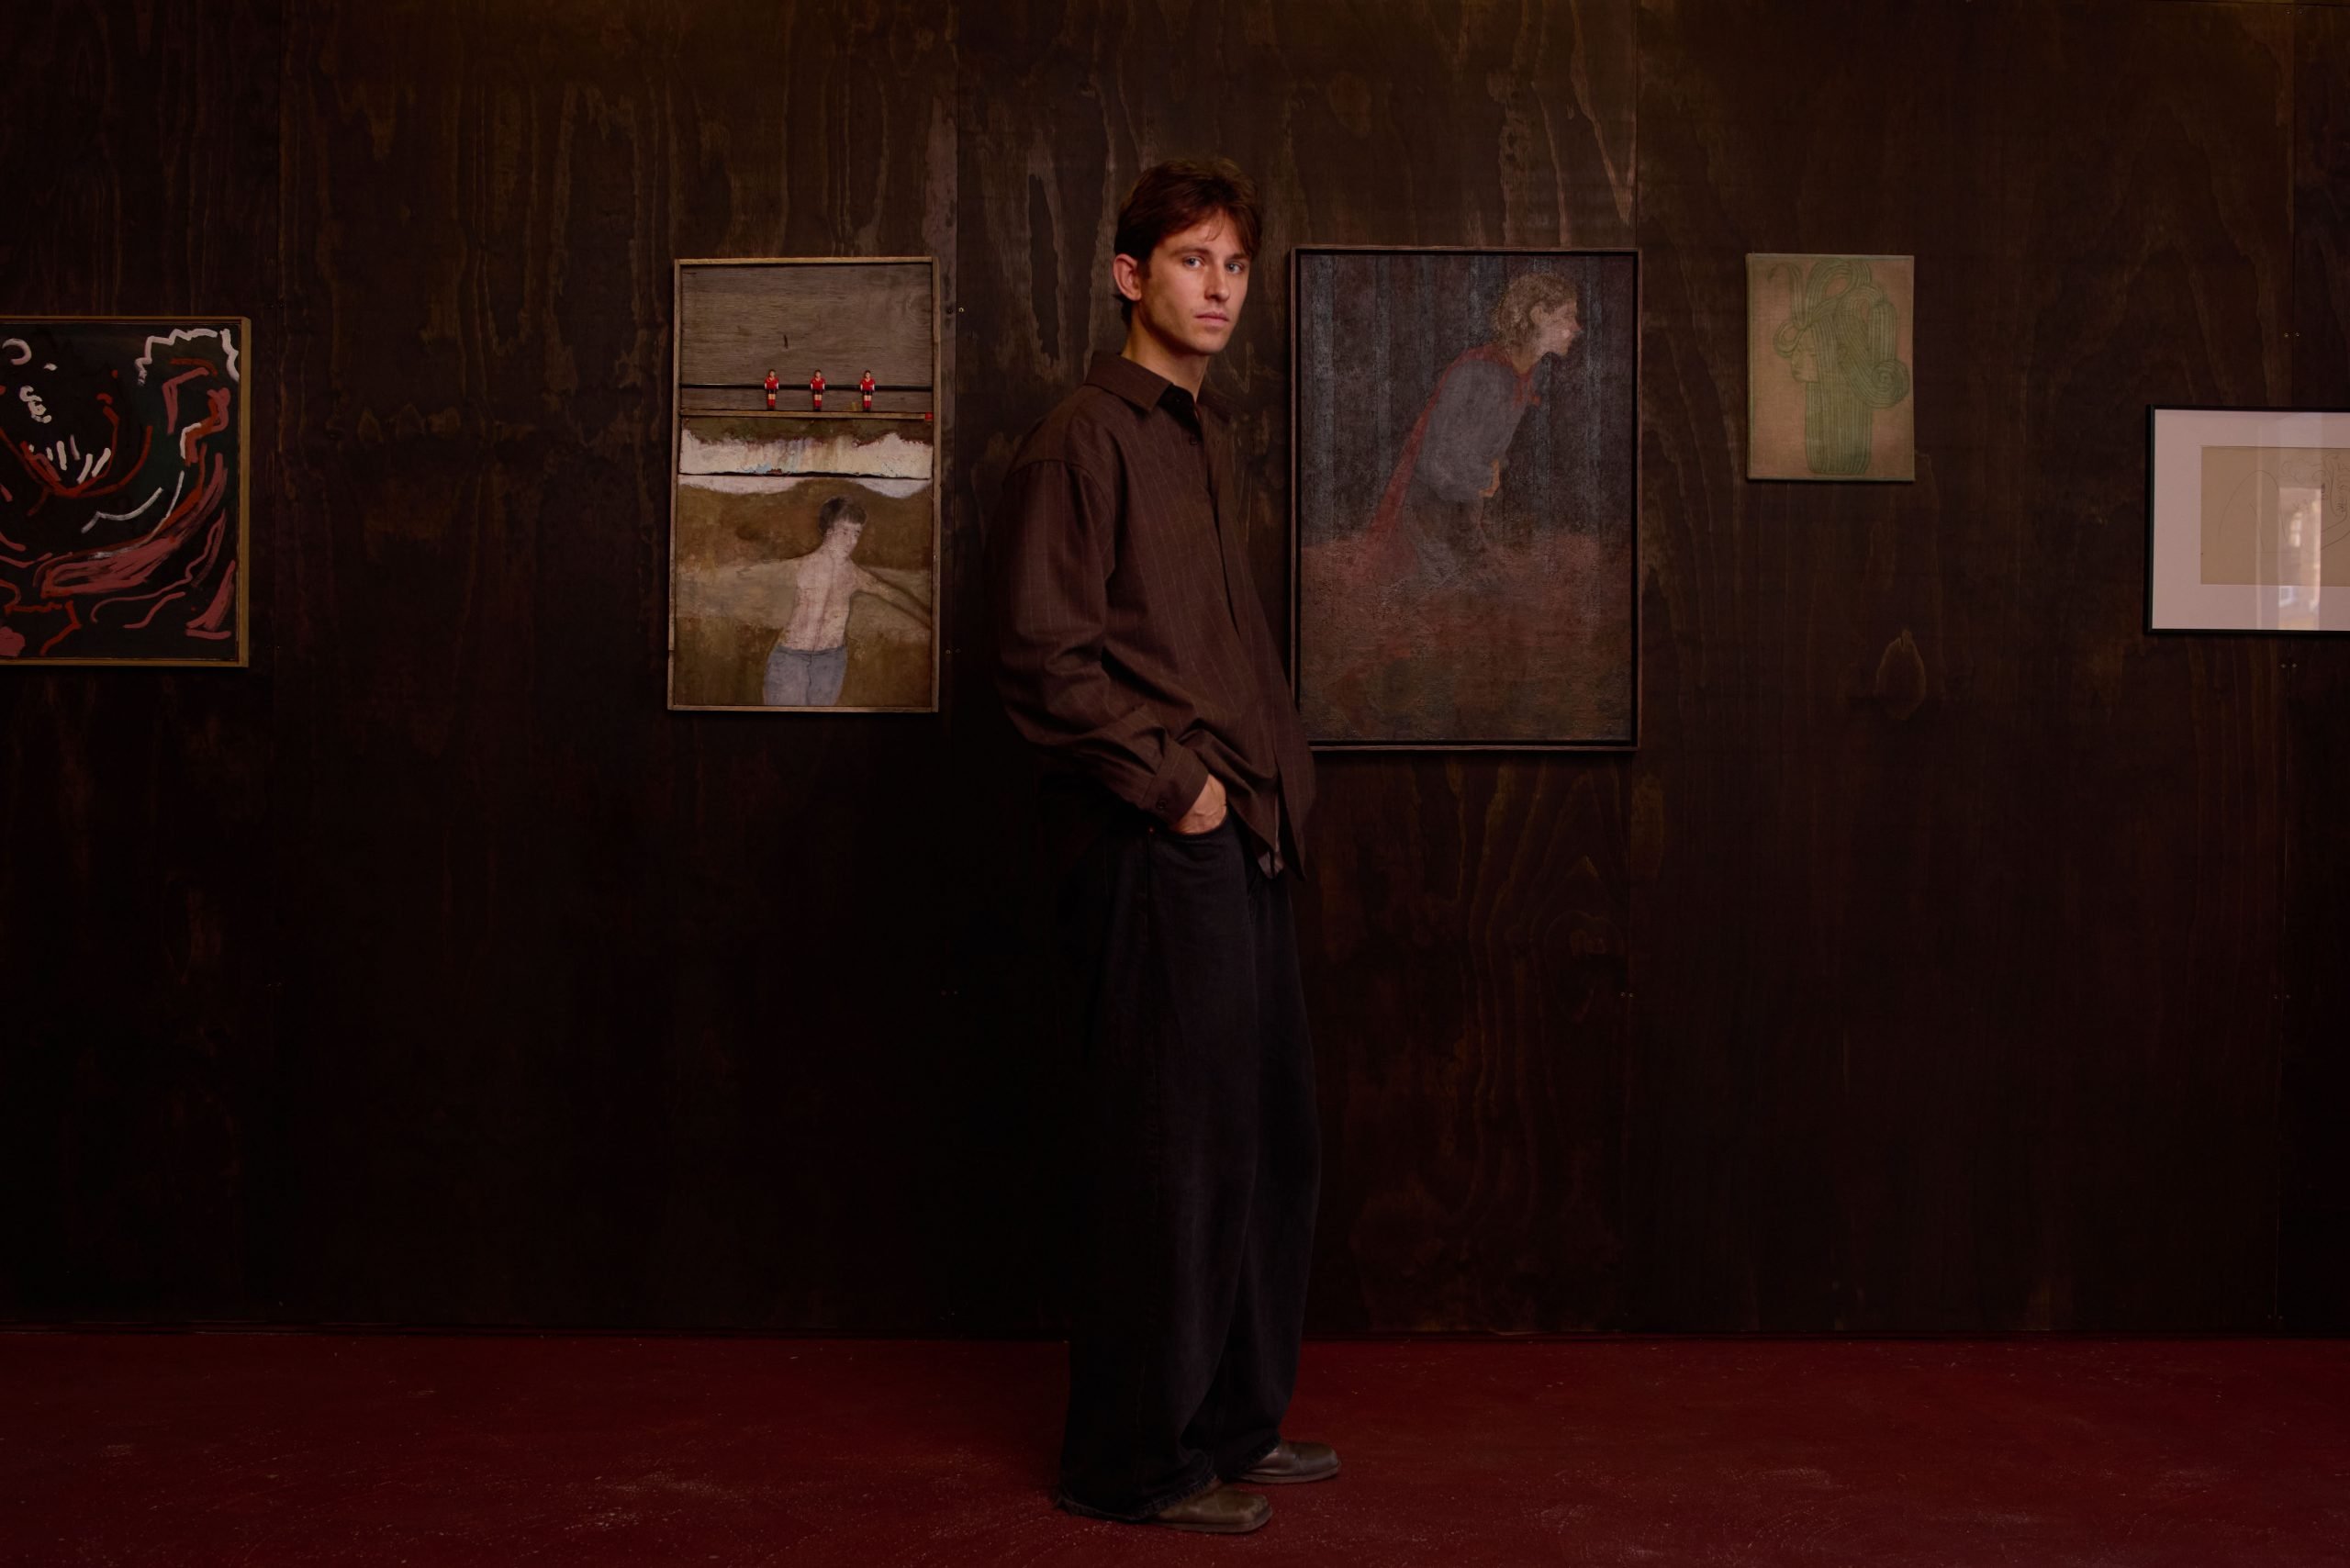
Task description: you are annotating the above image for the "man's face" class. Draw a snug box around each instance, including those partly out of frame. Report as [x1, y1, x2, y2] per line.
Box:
[829, 520, 864, 554]
[1124, 214, 1251, 360]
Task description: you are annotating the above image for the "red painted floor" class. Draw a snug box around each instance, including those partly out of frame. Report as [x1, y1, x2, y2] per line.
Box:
[5, 1334, 2348, 1566]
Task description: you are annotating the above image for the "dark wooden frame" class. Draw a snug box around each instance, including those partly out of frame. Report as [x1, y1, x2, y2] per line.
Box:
[666, 256, 943, 712]
[2143, 403, 2350, 637]
[0, 314, 252, 668]
[1287, 245, 1641, 751]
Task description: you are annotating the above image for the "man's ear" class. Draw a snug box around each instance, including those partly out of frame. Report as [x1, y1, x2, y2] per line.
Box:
[1111, 252, 1147, 306]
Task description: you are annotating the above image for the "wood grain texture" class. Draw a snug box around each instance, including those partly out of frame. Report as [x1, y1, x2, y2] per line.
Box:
[255, 0, 957, 1327]
[677, 261, 936, 390]
[2280, 3, 2350, 1330]
[1630, 0, 2292, 1330]
[0, 0, 285, 1319]
[2294, 6, 2350, 409]
[4, 0, 2345, 1335]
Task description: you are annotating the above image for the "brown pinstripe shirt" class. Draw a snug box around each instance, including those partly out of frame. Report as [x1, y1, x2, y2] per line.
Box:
[989, 353, 1316, 875]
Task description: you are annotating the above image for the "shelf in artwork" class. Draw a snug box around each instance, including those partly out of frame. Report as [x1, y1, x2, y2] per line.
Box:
[677, 409, 934, 420]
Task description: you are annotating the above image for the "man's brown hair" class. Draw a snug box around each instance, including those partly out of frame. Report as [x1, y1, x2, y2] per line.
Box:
[1113, 158, 1262, 323]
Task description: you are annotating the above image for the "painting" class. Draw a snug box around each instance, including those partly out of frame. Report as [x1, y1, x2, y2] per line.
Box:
[0, 317, 248, 665]
[669, 415, 935, 706]
[2147, 407, 2350, 633]
[1292, 248, 1638, 748]
[668, 257, 940, 710]
[1747, 254, 1914, 482]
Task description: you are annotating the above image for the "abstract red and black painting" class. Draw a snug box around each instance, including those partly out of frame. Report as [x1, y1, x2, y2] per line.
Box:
[0, 317, 247, 666]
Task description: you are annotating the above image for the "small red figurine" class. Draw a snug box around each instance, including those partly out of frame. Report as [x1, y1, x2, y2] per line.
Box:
[810, 369, 825, 412]
[764, 369, 779, 410]
[859, 371, 875, 412]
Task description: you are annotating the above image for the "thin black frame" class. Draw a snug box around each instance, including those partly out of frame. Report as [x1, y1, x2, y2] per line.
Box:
[1287, 244, 1642, 751]
[2143, 403, 2350, 638]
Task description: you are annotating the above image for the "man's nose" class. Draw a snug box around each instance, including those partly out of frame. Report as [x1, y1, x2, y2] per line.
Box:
[1205, 271, 1228, 300]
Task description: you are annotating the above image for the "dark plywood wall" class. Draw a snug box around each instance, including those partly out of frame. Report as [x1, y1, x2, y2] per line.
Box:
[1630, 1, 2298, 1331]
[2, 0, 2344, 1333]
[1, 0, 286, 1318]
[260, 0, 965, 1327]
[2281, 4, 2350, 1329]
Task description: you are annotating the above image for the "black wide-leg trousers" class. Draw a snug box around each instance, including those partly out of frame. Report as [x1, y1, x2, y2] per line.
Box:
[1048, 811, 1321, 1521]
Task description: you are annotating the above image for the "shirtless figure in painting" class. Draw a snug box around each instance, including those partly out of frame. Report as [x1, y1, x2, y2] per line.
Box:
[763, 495, 932, 706]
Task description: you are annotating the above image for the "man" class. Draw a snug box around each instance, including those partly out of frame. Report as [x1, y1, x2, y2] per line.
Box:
[987, 159, 1335, 1536]
[763, 494, 930, 706]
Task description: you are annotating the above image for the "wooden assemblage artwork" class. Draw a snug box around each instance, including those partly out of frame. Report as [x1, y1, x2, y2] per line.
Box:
[1293, 248, 1639, 749]
[1746, 253, 1914, 482]
[1, 317, 249, 665]
[2147, 407, 2350, 633]
[668, 259, 939, 711]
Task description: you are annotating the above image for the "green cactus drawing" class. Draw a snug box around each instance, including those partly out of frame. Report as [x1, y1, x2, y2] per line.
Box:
[1771, 258, 1910, 476]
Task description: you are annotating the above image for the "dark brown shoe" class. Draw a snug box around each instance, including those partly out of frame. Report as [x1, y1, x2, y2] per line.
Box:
[1151, 1482, 1272, 1534]
[1238, 1439, 1340, 1484]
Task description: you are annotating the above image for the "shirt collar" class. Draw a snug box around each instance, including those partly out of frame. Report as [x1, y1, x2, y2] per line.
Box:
[1085, 352, 1224, 420]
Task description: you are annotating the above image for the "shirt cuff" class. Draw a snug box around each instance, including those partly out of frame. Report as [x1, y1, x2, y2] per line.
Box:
[1147, 742, 1213, 825]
